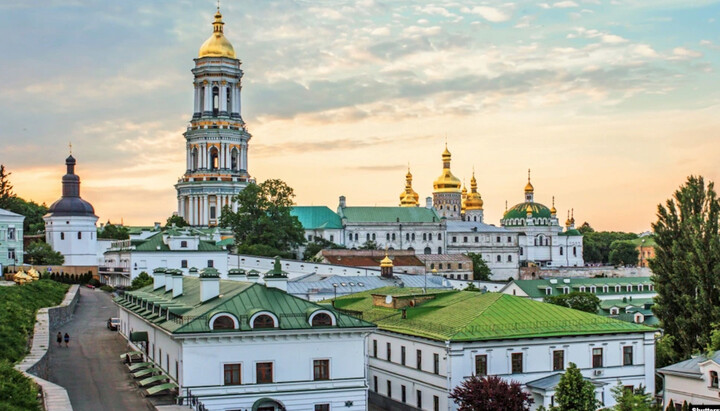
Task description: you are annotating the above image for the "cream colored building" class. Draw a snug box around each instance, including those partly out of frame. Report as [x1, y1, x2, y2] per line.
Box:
[659, 352, 720, 407]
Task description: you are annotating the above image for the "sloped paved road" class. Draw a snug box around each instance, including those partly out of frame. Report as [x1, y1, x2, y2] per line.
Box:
[47, 287, 153, 411]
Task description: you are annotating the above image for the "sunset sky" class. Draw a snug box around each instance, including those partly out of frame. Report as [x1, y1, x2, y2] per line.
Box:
[1, 0, 718, 232]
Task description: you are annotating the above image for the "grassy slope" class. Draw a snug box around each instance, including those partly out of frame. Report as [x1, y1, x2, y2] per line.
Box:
[0, 280, 69, 411]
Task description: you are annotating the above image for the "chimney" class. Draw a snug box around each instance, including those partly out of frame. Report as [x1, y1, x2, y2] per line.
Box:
[200, 267, 221, 302]
[263, 256, 288, 292]
[164, 270, 174, 293]
[425, 197, 433, 209]
[154, 221, 161, 230]
[228, 268, 247, 281]
[153, 268, 166, 290]
[172, 270, 184, 298]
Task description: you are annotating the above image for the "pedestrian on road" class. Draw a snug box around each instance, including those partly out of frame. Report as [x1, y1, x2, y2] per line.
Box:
[64, 332, 70, 347]
[56, 332, 62, 347]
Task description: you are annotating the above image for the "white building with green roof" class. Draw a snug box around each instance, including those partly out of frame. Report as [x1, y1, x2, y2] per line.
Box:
[332, 287, 655, 410]
[501, 173, 583, 268]
[101, 228, 229, 286]
[116, 272, 376, 410]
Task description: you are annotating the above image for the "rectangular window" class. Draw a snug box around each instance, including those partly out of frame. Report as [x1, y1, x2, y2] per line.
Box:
[329, 235, 334, 242]
[452, 236, 457, 243]
[166, 354, 169, 371]
[8, 227, 15, 240]
[433, 353, 439, 374]
[181, 260, 188, 268]
[387, 380, 392, 398]
[416, 349, 422, 371]
[553, 350, 564, 371]
[374, 376, 378, 392]
[175, 360, 178, 379]
[401, 385, 407, 403]
[511, 353, 523, 374]
[207, 260, 214, 268]
[210, 206, 216, 219]
[256, 362, 273, 383]
[373, 339, 377, 358]
[180, 240, 187, 248]
[387, 342, 392, 362]
[8, 248, 15, 260]
[223, 363, 241, 385]
[314, 405, 330, 411]
[623, 346, 633, 366]
[463, 236, 468, 243]
[401, 346, 406, 365]
[417, 390, 422, 408]
[496, 236, 501, 242]
[434, 395, 440, 411]
[593, 348, 603, 368]
[508, 236, 512, 243]
[475, 354, 487, 376]
[78, 231, 82, 239]
[313, 359, 329, 380]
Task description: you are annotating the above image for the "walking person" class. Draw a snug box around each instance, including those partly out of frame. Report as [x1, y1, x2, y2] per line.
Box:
[64, 332, 70, 347]
[56, 332, 62, 347]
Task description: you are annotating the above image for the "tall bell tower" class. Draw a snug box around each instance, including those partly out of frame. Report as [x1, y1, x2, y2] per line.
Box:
[175, 8, 254, 226]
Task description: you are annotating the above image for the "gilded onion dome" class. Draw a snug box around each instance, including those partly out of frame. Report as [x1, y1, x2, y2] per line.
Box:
[461, 182, 468, 212]
[198, 9, 236, 59]
[465, 172, 484, 210]
[399, 167, 420, 207]
[524, 169, 534, 193]
[565, 210, 572, 226]
[380, 253, 393, 268]
[433, 144, 462, 193]
[550, 196, 557, 215]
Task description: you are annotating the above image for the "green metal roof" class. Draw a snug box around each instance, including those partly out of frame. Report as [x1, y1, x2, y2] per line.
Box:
[131, 232, 226, 253]
[339, 207, 442, 223]
[559, 229, 582, 236]
[503, 202, 552, 224]
[510, 277, 655, 299]
[332, 287, 653, 342]
[118, 277, 374, 334]
[291, 206, 343, 230]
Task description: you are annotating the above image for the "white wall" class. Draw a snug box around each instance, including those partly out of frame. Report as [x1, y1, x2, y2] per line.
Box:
[228, 254, 383, 279]
[45, 215, 98, 266]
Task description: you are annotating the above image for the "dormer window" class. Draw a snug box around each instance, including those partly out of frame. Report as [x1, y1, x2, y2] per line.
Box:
[615, 285, 621, 293]
[610, 307, 619, 315]
[210, 314, 238, 330]
[590, 286, 596, 293]
[579, 286, 586, 292]
[545, 287, 552, 295]
[309, 310, 336, 327]
[638, 284, 644, 292]
[250, 312, 278, 329]
[562, 287, 569, 295]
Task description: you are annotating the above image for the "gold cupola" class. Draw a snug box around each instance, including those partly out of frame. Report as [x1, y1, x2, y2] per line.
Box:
[565, 210, 572, 227]
[433, 144, 462, 193]
[465, 171, 484, 210]
[198, 9, 236, 59]
[550, 196, 557, 215]
[524, 168, 534, 193]
[399, 167, 420, 207]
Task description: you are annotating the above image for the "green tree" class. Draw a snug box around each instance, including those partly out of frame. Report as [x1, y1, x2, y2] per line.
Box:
[611, 382, 652, 411]
[130, 271, 153, 290]
[220, 179, 305, 258]
[582, 230, 638, 264]
[466, 252, 491, 281]
[655, 334, 680, 369]
[165, 214, 189, 228]
[303, 236, 345, 261]
[463, 282, 481, 292]
[24, 241, 64, 265]
[544, 291, 601, 314]
[359, 240, 379, 250]
[651, 176, 720, 359]
[98, 222, 130, 240]
[578, 222, 595, 234]
[554, 362, 599, 411]
[0, 164, 14, 209]
[609, 240, 639, 266]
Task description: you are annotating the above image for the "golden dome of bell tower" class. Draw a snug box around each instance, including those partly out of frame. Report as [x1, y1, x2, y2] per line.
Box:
[432, 143, 463, 220]
[399, 167, 420, 207]
[198, 8, 236, 58]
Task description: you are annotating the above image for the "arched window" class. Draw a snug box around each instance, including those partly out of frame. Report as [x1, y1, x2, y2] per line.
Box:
[424, 247, 431, 254]
[437, 246, 442, 254]
[231, 148, 238, 170]
[428, 233, 432, 241]
[226, 86, 231, 113]
[212, 86, 219, 116]
[496, 255, 501, 262]
[252, 314, 276, 329]
[560, 247, 564, 255]
[392, 233, 396, 241]
[210, 147, 219, 170]
[372, 233, 376, 241]
[192, 147, 199, 170]
[610, 307, 619, 315]
[199, 86, 205, 113]
[439, 263, 443, 269]
[423, 233, 427, 241]
[354, 233, 358, 241]
[573, 247, 577, 256]
[438, 233, 442, 241]
[386, 233, 390, 241]
[507, 255, 512, 262]
[310, 312, 335, 327]
[210, 314, 237, 330]
[411, 233, 415, 241]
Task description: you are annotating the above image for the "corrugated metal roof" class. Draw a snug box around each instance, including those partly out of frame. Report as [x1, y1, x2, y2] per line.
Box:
[286, 274, 449, 295]
[510, 277, 655, 299]
[659, 352, 720, 378]
[333, 287, 653, 342]
[291, 206, 343, 230]
[132, 232, 226, 253]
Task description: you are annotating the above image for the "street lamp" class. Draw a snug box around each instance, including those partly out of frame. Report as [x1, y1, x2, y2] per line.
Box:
[332, 283, 339, 301]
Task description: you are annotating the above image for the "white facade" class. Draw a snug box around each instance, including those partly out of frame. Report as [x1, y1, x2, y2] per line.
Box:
[44, 155, 99, 266]
[368, 330, 655, 410]
[445, 220, 521, 280]
[660, 353, 720, 406]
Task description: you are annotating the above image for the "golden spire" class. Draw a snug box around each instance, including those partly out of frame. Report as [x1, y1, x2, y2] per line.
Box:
[465, 169, 484, 211]
[565, 210, 572, 226]
[524, 168, 534, 193]
[198, 7, 236, 58]
[433, 144, 461, 193]
[570, 208, 575, 224]
[550, 196, 557, 215]
[399, 165, 419, 207]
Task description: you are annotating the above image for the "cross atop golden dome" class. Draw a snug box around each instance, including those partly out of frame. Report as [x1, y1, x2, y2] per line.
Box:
[399, 166, 420, 207]
[198, 8, 236, 59]
[524, 168, 534, 193]
[550, 196, 557, 215]
[433, 144, 461, 193]
[380, 251, 393, 268]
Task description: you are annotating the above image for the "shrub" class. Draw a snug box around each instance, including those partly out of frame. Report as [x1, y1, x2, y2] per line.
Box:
[100, 285, 114, 293]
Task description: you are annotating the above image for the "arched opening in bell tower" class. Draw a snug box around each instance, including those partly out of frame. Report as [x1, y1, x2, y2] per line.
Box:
[191, 148, 198, 170]
[209, 147, 219, 170]
[212, 86, 219, 116]
[226, 86, 231, 114]
[231, 147, 238, 170]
